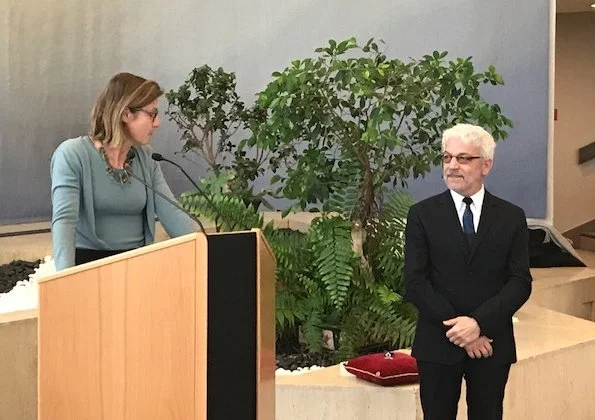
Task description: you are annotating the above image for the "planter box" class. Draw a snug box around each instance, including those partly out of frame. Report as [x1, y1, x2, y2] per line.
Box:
[0, 309, 37, 420]
[276, 303, 595, 420]
[3, 217, 595, 419]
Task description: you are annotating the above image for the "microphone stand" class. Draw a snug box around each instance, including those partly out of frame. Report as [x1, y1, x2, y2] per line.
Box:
[151, 153, 225, 230]
[123, 165, 208, 236]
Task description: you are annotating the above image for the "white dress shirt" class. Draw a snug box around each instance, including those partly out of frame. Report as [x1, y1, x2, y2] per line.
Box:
[450, 186, 485, 233]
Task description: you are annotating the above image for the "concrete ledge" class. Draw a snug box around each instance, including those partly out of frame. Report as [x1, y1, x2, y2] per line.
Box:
[0, 309, 38, 420]
[531, 265, 595, 321]
[0, 232, 52, 265]
[276, 364, 422, 419]
[0, 212, 314, 265]
[276, 304, 595, 420]
[0, 221, 51, 235]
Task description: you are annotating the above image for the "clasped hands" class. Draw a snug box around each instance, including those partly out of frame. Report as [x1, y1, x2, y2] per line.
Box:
[443, 316, 493, 359]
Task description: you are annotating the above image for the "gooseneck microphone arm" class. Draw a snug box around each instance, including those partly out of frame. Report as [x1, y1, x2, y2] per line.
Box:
[123, 164, 207, 236]
[151, 153, 224, 228]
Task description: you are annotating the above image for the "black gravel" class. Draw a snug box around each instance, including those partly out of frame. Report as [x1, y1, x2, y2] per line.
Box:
[276, 351, 336, 371]
[0, 259, 42, 294]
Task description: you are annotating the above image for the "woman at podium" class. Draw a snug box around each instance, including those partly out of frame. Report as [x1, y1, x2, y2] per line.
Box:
[50, 72, 195, 271]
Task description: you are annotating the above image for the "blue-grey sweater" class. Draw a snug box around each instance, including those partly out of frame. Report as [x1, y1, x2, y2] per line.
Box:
[50, 136, 194, 270]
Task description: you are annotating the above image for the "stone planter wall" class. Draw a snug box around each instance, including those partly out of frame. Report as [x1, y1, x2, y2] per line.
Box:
[0, 310, 37, 420]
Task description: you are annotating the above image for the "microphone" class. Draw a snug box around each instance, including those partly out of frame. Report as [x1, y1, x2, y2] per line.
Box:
[151, 152, 225, 228]
[123, 161, 207, 236]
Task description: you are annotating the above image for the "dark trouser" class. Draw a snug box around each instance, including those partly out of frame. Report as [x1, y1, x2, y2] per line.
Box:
[74, 248, 131, 266]
[417, 358, 511, 420]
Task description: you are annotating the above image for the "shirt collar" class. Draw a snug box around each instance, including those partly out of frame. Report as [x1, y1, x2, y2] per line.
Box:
[450, 185, 485, 211]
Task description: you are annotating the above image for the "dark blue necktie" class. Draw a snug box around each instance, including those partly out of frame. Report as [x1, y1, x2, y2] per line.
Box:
[463, 197, 474, 234]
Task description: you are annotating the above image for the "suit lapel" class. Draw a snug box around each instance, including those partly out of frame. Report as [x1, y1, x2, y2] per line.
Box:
[468, 190, 497, 262]
[437, 191, 469, 261]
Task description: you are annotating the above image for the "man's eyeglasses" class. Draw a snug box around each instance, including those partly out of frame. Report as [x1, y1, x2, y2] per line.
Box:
[442, 153, 482, 164]
[131, 107, 159, 122]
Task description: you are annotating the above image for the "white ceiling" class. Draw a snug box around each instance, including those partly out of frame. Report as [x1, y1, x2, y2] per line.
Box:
[557, 0, 595, 13]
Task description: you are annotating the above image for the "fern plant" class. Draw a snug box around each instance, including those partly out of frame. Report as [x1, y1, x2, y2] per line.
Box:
[306, 192, 418, 362]
[179, 173, 264, 232]
[179, 182, 417, 361]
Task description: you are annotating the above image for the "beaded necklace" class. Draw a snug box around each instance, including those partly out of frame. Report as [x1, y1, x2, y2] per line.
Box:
[97, 145, 135, 185]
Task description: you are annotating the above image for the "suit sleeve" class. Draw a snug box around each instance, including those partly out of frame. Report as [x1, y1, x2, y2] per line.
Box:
[471, 208, 532, 337]
[404, 204, 457, 324]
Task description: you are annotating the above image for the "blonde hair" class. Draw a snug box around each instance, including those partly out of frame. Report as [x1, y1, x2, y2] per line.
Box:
[441, 123, 496, 160]
[89, 73, 163, 147]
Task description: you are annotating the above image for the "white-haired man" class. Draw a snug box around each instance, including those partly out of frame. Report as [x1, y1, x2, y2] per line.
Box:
[404, 123, 532, 419]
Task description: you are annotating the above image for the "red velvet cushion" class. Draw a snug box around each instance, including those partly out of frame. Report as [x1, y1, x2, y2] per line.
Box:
[344, 351, 419, 386]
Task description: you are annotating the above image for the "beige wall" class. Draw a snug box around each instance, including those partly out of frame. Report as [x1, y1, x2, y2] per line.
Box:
[554, 12, 595, 233]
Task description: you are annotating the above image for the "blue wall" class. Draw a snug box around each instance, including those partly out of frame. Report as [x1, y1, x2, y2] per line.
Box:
[0, 0, 549, 224]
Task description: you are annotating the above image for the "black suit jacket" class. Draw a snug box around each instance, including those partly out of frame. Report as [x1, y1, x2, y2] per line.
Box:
[404, 190, 532, 365]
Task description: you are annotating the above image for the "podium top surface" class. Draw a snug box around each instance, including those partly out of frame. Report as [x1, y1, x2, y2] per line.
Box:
[38, 229, 273, 284]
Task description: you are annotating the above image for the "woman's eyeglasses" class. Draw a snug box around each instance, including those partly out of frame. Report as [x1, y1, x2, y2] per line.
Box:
[131, 107, 159, 122]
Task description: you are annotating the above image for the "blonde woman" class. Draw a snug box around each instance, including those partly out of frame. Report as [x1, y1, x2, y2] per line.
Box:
[50, 73, 194, 270]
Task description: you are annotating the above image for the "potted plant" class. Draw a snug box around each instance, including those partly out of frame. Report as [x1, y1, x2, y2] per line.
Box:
[165, 65, 273, 215]
[167, 37, 514, 363]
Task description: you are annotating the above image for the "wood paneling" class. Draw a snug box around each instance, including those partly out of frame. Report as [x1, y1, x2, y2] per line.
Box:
[39, 240, 197, 419]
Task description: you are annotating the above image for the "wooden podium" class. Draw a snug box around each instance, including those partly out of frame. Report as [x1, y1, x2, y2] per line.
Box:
[37, 230, 276, 420]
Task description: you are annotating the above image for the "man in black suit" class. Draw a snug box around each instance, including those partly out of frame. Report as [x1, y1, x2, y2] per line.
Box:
[404, 123, 532, 420]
